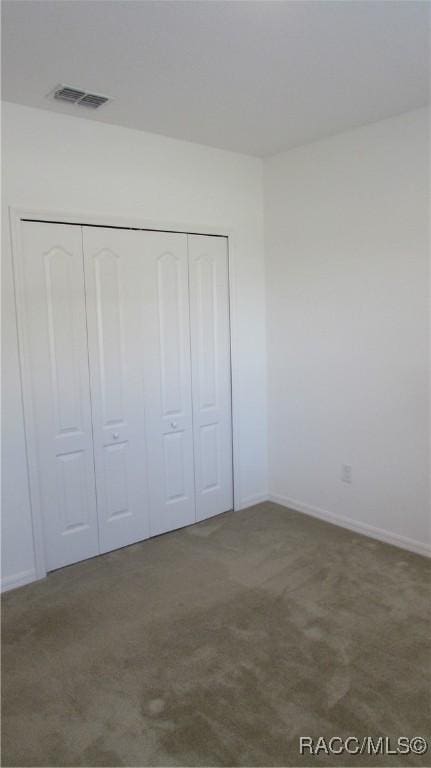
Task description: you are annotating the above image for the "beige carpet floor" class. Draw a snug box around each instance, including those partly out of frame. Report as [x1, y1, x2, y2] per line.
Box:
[2, 502, 430, 767]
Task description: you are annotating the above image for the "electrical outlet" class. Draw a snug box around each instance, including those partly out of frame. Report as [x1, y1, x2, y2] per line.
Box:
[341, 464, 352, 484]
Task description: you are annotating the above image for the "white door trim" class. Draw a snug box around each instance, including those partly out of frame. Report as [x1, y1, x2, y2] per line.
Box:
[9, 206, 242, 582]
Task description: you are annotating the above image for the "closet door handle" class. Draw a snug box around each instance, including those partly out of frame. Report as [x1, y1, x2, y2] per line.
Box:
[112, 432, 120, 440]
[170, 422, 178, 429]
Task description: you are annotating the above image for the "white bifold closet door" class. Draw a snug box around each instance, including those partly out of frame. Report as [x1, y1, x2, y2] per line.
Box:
[19, 222, 99, 571]
[138, 231, 196, 536]
[188, 235, 233, 521]
[18, 222, 233, 573]
[82, 227, 152, 553]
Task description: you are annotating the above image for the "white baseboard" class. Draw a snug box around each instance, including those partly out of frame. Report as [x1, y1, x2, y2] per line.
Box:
[237, 492, 268, 511]
[1, 568, 37, 593]
[268, 493, 431, 558]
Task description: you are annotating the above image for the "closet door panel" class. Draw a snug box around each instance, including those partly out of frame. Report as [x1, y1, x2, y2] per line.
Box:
[188, 235, 233, 521]
[20, 222, 99, 570]
[157, 252, 183, 416]
[141, 231, 196, 536]
[83, 227, 150, 552]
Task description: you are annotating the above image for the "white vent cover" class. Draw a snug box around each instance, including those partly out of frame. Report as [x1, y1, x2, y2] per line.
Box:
[51, 85, 110, 109]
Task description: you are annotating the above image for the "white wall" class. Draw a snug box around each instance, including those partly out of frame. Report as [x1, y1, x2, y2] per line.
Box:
[2, 102, 429, 592]
[265, 108, 430, 555]
[1, 101, 267, 590]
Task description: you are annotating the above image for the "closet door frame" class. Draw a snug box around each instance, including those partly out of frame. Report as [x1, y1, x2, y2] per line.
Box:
[10, 206, 241, 582]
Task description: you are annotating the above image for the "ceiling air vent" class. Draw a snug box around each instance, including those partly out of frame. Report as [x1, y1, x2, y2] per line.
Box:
[78, 93, 109, 109]
[54, 86, 85, 104]
[50, 85, 110, 109]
